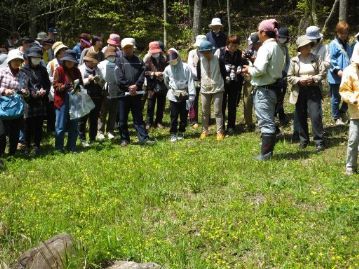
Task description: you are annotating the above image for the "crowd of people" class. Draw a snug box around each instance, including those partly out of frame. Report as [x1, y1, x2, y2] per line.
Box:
[0, 18, 359, 175]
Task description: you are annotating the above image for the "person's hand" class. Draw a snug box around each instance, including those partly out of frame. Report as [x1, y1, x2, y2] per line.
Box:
[39, 88, 46, 96]
[337, 70, 343, 78]
[3, 89, 14, 96]
[147, 89, 154, 98]
[241, 65, 249, 75]
[129, 85, 138, 96]
[88, 74, 94, 81]
[21, 88, 29, 96]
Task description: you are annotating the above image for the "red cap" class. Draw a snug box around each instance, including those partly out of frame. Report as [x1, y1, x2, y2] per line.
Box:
[149, 41, 162, 54]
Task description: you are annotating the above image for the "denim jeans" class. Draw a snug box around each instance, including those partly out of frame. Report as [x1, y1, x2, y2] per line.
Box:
[118, 95, 149, 143]
[254, 87, 277, 135]
[330, 83, 348, 120]
[346, 119, 359, 171]
[55, 93, 79, 152]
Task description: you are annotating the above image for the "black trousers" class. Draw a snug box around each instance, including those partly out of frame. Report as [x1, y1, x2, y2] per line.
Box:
[275, 79, 287, 120]
[0, 118, 21, 156]
[189, 86, 200, 124]
[24, 116, 44, 148]
[78, 97, 103, 142]
[118, 95, 149, 143]
[170, 101, 187, 134]
[222, 81, 241, 129]
[146, 91, 166, 125]
[296, 86, 324, 146]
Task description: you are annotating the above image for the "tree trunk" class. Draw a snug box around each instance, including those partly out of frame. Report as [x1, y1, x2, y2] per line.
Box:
[163, 0, 167, 47]
[339, 0, 348, 21]
[311, 0, 318, 25]
[192, 0, 203, 41]
[29, 1, 37, 37]
[322, 0, 339, 34]
[227, 0, 231, 36]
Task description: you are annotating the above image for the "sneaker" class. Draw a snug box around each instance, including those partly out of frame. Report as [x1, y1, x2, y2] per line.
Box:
[316, 144, 325, 152]
[142, 138, 156, 146]
[81, 141, 91, 148]
[345, 167, 356, 176]
[200, 131, 208, 140]
[299, 143, 308, 149]
[157, 123, 164, 129]
[120, 140, 129, 147]
[226, 128, 235, 135]
[192, 123, 199, 129]
[217, 132, 225, 141]
[170, 134, 177, 142]
[17, 143, 25, 151]
[97, 133, 105, 141]
[177, 133, 184, 140]
[34, 146, 41, 156]
[107, 132, 115, 140]
[146, 123, 152, 130]
[335, 118, 345, 126]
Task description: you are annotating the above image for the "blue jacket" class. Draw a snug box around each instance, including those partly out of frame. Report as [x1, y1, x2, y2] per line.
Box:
[206, 31, 227, 49]
[72, 43, 83, 61]
[328, 38, 353, 85]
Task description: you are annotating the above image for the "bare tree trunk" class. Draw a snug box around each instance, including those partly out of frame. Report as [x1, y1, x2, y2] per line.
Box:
[163, 0, 167, 47]
[323, 0, 339, 34]
[29, 1, 37, 37]
[227, 0, 231, 35]
[339, 0, 348, 21]
[311, 0, 318, 25]
[192, 0, 203, 41]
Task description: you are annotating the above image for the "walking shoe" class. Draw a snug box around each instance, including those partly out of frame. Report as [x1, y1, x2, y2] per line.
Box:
[216, 132, 225, 141]
[256, 133, 276, 161]
[97, 133, 105, 141]
[177, 133, 184, 140]
[107, 132, 115, 140]
[157, 123, 164, 129]
[226, 128, 235, 135]
[120, 140, 129, 147]
[316, 144, 325, 152]
[299, 143, 308, 149]
[34, 146, 41, 156]
[81, 141, 91, 148]
[335, 118, 345, 126]
[170, 134, 177, 143]
[192, 123, 199, 129]
[142, 138, 156, 146]
[146, 123, 151, 130]
[200, 131, 208, 140]
[345, 167, 356, 176]
[17, 143, 25, 151]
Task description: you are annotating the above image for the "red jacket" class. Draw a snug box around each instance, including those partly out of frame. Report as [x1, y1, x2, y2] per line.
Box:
[53, 65, 82, 108]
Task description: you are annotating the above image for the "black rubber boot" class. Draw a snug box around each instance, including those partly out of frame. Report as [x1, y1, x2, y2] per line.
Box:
[256, 133, 276, 161]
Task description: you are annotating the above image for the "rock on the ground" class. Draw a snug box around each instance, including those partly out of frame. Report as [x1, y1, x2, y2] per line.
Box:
[13, 233, 73, 269]
[106, 261, 162, 269]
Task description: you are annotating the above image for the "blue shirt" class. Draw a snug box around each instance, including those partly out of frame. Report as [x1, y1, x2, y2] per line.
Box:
[328, 38, 353, 85]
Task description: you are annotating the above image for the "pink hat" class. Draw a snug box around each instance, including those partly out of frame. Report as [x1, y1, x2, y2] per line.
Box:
[107, 34, 121, 46]
[149, 41, 162, 54]
[258, 19, 279, 37]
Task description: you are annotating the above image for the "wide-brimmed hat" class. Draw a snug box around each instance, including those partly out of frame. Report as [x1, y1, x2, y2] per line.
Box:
[306, 26, 323, 40]
[278, 27, 289, 38]
[121, 38, 136, 49]
[26, 46, 43, 58]
[198, 40, 214, 52]
[104, 46, 117, 58]
[296, 35, 313, 51]
[61, 49, 78, 63]
[52, 42, 68, 57]
[209, 18, 223, 28]
[248, 32, 260, 46]
[194, 35, 207, 47]
[167, 51, 179, 62]
[36, 32, 47, 41]
[107, 34, 121, 46]
[6, 49, 24, 63]
[149, 41, 162, 54]
[42, 38, 55, 46]
[83, 50, 99, 64]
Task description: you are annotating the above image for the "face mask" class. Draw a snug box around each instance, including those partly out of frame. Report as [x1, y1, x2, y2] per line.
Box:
[278, 38, 287, 44]
[152, 53, 160, 59]
[169, 59, 178, 66]
[31, 58, 41, 66]
[107, 56, 116, 63]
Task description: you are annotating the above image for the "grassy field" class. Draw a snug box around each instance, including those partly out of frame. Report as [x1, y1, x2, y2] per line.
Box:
[0, 96, 358, 269]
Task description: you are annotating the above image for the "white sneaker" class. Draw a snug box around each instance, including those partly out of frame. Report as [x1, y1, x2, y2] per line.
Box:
[81, 141, 91, 148]
[97, 133, 105, 141]
[107, 132, 115, 140]
[170, 134, 177, 142]
[335, 118, 345, 126]
[177, 133, 184, 140]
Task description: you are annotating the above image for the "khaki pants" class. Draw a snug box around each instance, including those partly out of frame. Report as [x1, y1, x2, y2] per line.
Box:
[201, 92, 224, 134]
[242, 80, 254, 126]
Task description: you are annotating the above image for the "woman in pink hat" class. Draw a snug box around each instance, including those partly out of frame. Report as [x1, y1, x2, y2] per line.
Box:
[102, 34, 122, 58]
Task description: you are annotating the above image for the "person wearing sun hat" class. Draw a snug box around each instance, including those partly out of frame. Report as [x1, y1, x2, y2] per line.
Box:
[144, 41, 167, 130]
[97, 46, 120, 140]
[339, 45, 359, 175]
[206, 18, 227, 49]
[53, 49, 83, 152]
[187, 34, 207, 128]
[306, 26, 329, 69]
[287, 35, 326, 152]
[197, 40, 226, 141]
[78, 50, 104, 146]
[241, 19, 285, 161]
[102, 33, 122, 58]
[73, 33, 91, 61]
[22, 46, 51, 155]
[0, 49, 29, 157]
[79, 35, 104, 65]
[114, 38, 155, 146]
[46, 41, 68, 133]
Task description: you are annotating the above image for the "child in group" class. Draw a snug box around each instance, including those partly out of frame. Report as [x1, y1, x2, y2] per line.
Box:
[163, 48, 196, 142]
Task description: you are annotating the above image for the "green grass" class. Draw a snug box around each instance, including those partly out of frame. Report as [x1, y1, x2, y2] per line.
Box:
[0, 97, 358, 269]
